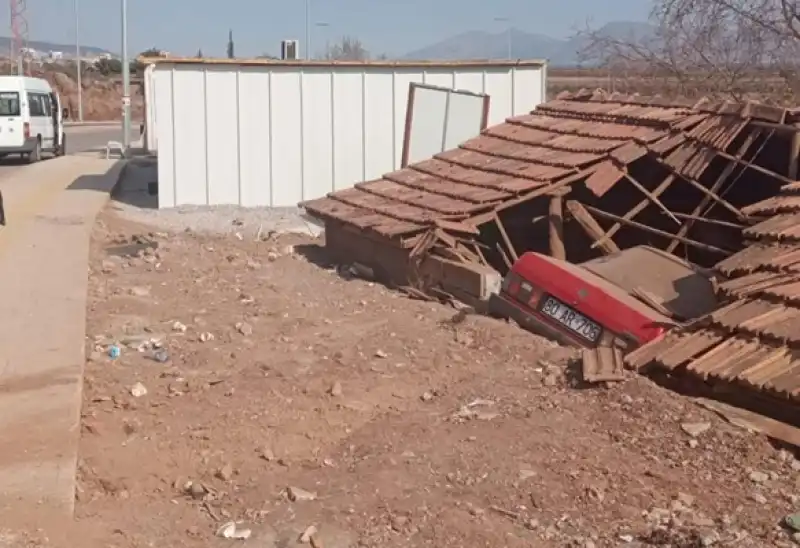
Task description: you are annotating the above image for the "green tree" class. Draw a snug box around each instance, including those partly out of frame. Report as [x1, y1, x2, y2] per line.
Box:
[325, 36, 369, 61]
[227, 30, 234, 59]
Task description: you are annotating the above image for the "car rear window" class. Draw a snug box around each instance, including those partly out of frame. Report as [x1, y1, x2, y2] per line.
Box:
[0, 92, 20, 116]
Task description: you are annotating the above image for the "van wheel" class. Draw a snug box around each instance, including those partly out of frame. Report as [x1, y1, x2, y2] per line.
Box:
[56, 134, 66, 156]
[27, 138, 41, 164]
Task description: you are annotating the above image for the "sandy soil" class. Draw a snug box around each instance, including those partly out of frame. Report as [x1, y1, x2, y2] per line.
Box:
[67, 209, 800, 548]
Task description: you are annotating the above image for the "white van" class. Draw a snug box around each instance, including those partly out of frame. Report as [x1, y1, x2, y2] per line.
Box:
[0, 76, 66, 163]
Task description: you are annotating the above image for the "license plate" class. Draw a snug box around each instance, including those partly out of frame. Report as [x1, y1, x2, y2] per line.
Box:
[539, 295, 601, 343]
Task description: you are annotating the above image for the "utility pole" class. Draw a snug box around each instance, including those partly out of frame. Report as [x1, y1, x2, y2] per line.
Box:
[75, 0, 83, 121]
[305, 0, 311, 59]
[121, 0, 131, 148]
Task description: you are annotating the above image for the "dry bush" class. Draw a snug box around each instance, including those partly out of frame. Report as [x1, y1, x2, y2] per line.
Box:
[577, 0, 800, 103]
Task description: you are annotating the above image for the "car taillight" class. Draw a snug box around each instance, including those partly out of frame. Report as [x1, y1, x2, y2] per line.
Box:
[503, 273, 521, 295]
[23, 122, 29, 139]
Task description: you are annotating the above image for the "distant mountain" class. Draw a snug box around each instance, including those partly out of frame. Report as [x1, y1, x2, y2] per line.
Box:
[0, 36, 112, 56]
[403, 21, 657, 67]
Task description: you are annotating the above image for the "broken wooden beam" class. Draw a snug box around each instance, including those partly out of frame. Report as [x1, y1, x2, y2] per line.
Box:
[566, 200, 620, 254]
[494, 213, 519, 263]
[592, 174, 677, 251]
[790, 124, 800, 180]
[665, 129, 762, 253]
[548, 194, 566, 260]
[581, 203, 733, 255]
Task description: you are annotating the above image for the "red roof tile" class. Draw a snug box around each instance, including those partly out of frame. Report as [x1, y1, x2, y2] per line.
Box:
[302, 91, 782, 244]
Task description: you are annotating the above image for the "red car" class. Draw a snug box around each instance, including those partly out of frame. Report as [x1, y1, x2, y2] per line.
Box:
[489, 246, 718, 351]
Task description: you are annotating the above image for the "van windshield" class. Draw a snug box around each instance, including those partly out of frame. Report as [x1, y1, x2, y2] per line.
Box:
[0, 92, 20, 116]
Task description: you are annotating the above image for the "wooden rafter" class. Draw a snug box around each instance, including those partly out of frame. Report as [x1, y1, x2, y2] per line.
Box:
[549, 195, 566, 260]
[650, 153, 746, 221]
[493, 213, 518, 263]
[665, 129, 764, 253]
[592, 174, 677, 251]
[620, 171, 680, 225]
[580, 203, 733, 256]
[566, 200, 620, 254]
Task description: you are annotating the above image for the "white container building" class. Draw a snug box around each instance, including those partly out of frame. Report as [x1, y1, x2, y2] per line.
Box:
[143, 58, 548, 208]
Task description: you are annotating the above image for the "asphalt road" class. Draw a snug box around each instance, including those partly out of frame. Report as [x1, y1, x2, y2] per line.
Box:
[0, 124, 140, 176]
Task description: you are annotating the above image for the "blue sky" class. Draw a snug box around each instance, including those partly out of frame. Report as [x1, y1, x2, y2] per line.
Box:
[7, 0, 649, 58]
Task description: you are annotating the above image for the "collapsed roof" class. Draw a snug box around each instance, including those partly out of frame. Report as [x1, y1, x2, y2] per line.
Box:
[626, 180, 800, 418]
[303, 90, 797, 287]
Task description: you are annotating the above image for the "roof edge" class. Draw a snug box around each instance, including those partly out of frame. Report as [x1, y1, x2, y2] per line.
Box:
[138, 57, 549, 69]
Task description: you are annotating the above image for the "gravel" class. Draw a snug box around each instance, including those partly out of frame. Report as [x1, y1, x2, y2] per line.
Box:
[110, 158, 324, 237]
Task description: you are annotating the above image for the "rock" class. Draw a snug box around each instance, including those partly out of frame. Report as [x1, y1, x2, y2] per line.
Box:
[525, 518, 540, 530]
[699, 530, 720, 546]
[328, 381, 343, 397]
[171, 321, 187, 333]
[129, 382, 147, 398]
[216, 521, 251, 540]
[298, 525, 317, 544]
[792, 460, 800, 472]
[185, 481, 206, 499]
[519, 469, 537, 481]
[128, 286, 150, 297]
[542, 374, 559, 387]
[391, 515, 408, 531]
[688, 439, 700, 449]
[260, 447, 275, 461]
[676, 492, 695, 507]
[100, 259, 117, 273]
[216, 463, 234, 481]
[375, 349, 388, 358]
[286, 486, 317, 502]
[199, 332, 214, 342]
[681, 422, 711, 437]
[420, 391, 434, 402]
[235, 322, 253, 336]
[749, 492, 767, 504]
[267, 251, 279, 261]
[748, 470, 769, 483]
[792, 532, 800, 544]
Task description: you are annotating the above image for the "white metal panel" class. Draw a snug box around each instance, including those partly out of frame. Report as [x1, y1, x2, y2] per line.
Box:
[443, 91, 485, 149]
[405, 86, 448, 166]
[205, 67, 240, 205]
[301, 70, 334, 201]
[155, 68, 174, 207]
[332, 70, 364, 189]
[237, 67, 272, 207]
[404, 84, 487, 167]
[270, 69, 303, 207]
[144, 64, 157, 152]
[153, 62, 546, 208]
[363, 71, 394, 183]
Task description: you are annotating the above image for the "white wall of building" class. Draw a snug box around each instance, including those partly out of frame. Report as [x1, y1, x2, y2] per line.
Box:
[149, 60, 547, 208]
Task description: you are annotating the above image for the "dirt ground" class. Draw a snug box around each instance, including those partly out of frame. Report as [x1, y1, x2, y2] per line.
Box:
[66, 208, 800, 548]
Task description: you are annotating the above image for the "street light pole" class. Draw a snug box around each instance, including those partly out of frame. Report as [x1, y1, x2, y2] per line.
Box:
[74, 0, 83, 121]
[121, 0, 131, 149]
[304, 0, 311, 60]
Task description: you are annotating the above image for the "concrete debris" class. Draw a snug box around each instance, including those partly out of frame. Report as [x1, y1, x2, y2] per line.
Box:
[216, 521, 251, 540]
[680, 422, 711, 437]
[286, 486, 317, 502]
[298, 525, 317, 544]
[129, 382, 147, 398]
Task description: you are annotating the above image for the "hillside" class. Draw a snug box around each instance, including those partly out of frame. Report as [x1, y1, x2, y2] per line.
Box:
[0, 35, 113, 56]
[403, 21, 656, 66]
